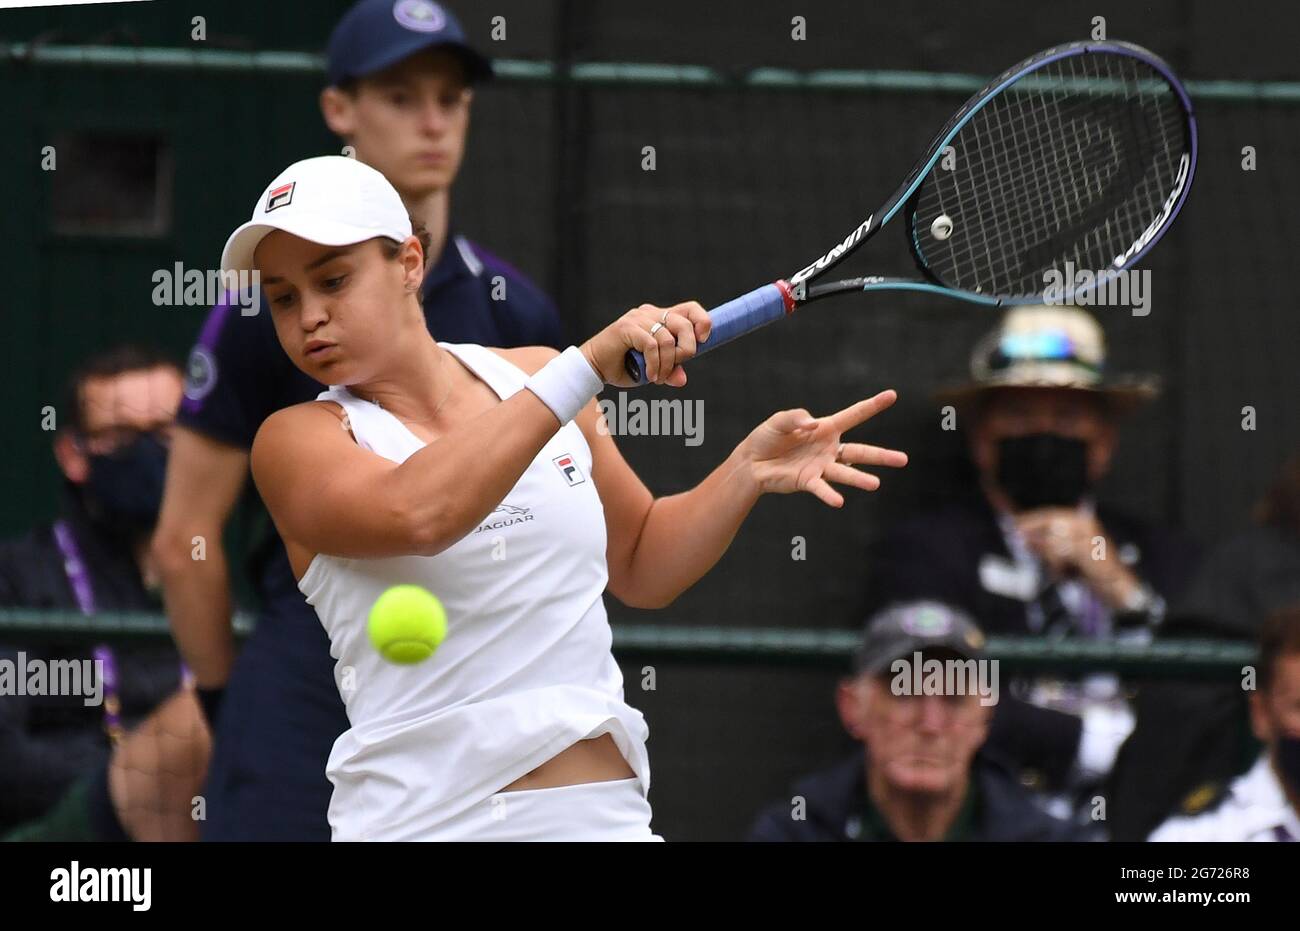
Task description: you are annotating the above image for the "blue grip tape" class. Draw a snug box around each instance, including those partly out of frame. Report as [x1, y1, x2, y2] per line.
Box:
[623, 283, 789, 385]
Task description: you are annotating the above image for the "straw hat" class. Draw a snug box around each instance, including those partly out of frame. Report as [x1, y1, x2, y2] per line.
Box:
[934, 305, 1160, 413]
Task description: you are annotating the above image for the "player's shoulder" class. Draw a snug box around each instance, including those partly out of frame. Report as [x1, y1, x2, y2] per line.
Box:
[490, 345, 560, 376]
[253, 399, 347, 450]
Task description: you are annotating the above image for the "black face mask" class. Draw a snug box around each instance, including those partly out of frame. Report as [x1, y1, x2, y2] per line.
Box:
[995, 433, 1090, 511]
[1277, 734, 1300, 797]
[83, 432, 169, 535]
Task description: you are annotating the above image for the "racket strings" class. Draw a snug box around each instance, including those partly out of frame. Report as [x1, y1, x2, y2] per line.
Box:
[949, 86, 1174, 288]
[913, 51, 1189, 298]
[952, 56, 1177, 272]
[929, 62, 1182, 293]
[960, 91, 1130, 287]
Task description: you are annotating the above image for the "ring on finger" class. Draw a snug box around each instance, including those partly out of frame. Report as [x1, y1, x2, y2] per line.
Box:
[649, 322, 665, 337]
[836, 442, 846, 461]
[659, 309, 671, 325]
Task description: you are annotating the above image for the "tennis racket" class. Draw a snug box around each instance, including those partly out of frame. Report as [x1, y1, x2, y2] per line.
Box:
[624, 39, 1197, 385]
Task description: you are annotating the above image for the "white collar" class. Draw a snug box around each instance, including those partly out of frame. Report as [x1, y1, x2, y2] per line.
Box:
[1232, 753, 1300, 838]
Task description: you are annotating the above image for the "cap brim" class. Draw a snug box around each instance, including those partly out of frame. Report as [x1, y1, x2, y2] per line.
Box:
[857, 639, 984, 676]
[221, 214, 401, 276]
[334, 38, 493, 85]
[932, 379, 1160, 414]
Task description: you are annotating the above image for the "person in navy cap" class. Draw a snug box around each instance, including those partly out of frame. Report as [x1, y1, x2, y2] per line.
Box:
[153, 0, 563, 841]
[327, 0, 493, 85]
[320, 0, 558, 350]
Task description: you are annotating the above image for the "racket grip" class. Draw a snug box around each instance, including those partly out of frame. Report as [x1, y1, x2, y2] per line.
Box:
[622, 281, 793, 386]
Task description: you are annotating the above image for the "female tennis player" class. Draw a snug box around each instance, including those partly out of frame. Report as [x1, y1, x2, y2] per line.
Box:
[225, 155, 907, 840]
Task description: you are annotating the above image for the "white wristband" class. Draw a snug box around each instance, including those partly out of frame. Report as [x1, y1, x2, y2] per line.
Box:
[524, 346, 604, 424]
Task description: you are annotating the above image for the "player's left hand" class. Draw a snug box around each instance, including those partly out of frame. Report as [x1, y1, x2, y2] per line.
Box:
[742, 390, 907, 507]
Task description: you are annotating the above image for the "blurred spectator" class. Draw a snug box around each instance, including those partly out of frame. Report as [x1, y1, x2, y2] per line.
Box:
[1108, 455, 1300, 839]
[865, 306, 1201, 807]
[1174, 455, 1300, 637]
[749, 601, 1089, 841]
[1149, 605, 1300, 841]
[0, 345, 209, 841]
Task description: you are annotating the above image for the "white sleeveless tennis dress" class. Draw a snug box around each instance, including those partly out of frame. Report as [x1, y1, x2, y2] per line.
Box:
[297, 342, 656, 841]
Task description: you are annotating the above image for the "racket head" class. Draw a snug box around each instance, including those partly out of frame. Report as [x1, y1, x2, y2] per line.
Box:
[901, 40, 1197, 304]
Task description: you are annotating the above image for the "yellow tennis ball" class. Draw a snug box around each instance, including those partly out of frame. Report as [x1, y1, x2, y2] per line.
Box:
[367, 585, 447, 664]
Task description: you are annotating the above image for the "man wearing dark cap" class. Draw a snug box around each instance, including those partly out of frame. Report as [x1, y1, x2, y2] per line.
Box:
[749, 601, 1088, 841]
[318, 0, 559, 347]
[154, 0, 563, 840]
[864, 306, 1201, 808]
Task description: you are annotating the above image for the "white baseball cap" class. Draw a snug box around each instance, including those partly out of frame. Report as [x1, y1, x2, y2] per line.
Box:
[221, 155, 413, 275]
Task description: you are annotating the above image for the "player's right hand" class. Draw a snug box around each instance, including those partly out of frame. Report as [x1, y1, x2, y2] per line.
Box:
[580, 302, 712, 388]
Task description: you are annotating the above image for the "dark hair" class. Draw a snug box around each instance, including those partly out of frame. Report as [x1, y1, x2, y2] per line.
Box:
[379, 217, 434, 297]
[1256, 456, 1300, 537]
[1258, 605, 1300, 693]
[62, 344, 181, 434]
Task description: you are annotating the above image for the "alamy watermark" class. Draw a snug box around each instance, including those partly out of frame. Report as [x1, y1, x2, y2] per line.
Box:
[597, 393, 704, 447]
[1043, 261, 1151, 316]
[0, 653, 103, 706]
[889, 652, 1000, 707]
[50, 861, 151, 911]
[152, 264, 260, 315]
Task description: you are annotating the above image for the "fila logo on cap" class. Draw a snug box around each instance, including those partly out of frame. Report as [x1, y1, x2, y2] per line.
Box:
[266, 182, 296, 213]
[393, 0, 446, 32]
[553, 454, 585, 486]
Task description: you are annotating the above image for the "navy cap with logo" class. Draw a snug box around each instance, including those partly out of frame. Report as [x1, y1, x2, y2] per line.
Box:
[853, 601, 987, 676]
[327, 0, 494, 87]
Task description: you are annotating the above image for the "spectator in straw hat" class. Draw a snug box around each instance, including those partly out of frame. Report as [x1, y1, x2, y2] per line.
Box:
[865, 305, 1201, 812]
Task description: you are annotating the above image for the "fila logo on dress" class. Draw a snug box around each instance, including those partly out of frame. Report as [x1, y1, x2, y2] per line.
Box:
[553, 454, 585, 486]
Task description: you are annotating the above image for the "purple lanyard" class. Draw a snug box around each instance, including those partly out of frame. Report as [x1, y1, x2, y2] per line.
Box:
[52, 520, 124, 742]
[52, 520, 96, 615]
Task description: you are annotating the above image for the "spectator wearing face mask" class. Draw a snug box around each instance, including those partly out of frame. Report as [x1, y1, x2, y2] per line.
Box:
[0, 345, 209, 841]
[865, 306, 1202, 809]
[1149, 605, 1300, 842]
[1109, 455, 1300, 840]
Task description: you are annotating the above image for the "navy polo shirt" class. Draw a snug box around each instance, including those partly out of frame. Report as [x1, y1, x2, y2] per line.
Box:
[178, 231, 563, 613]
